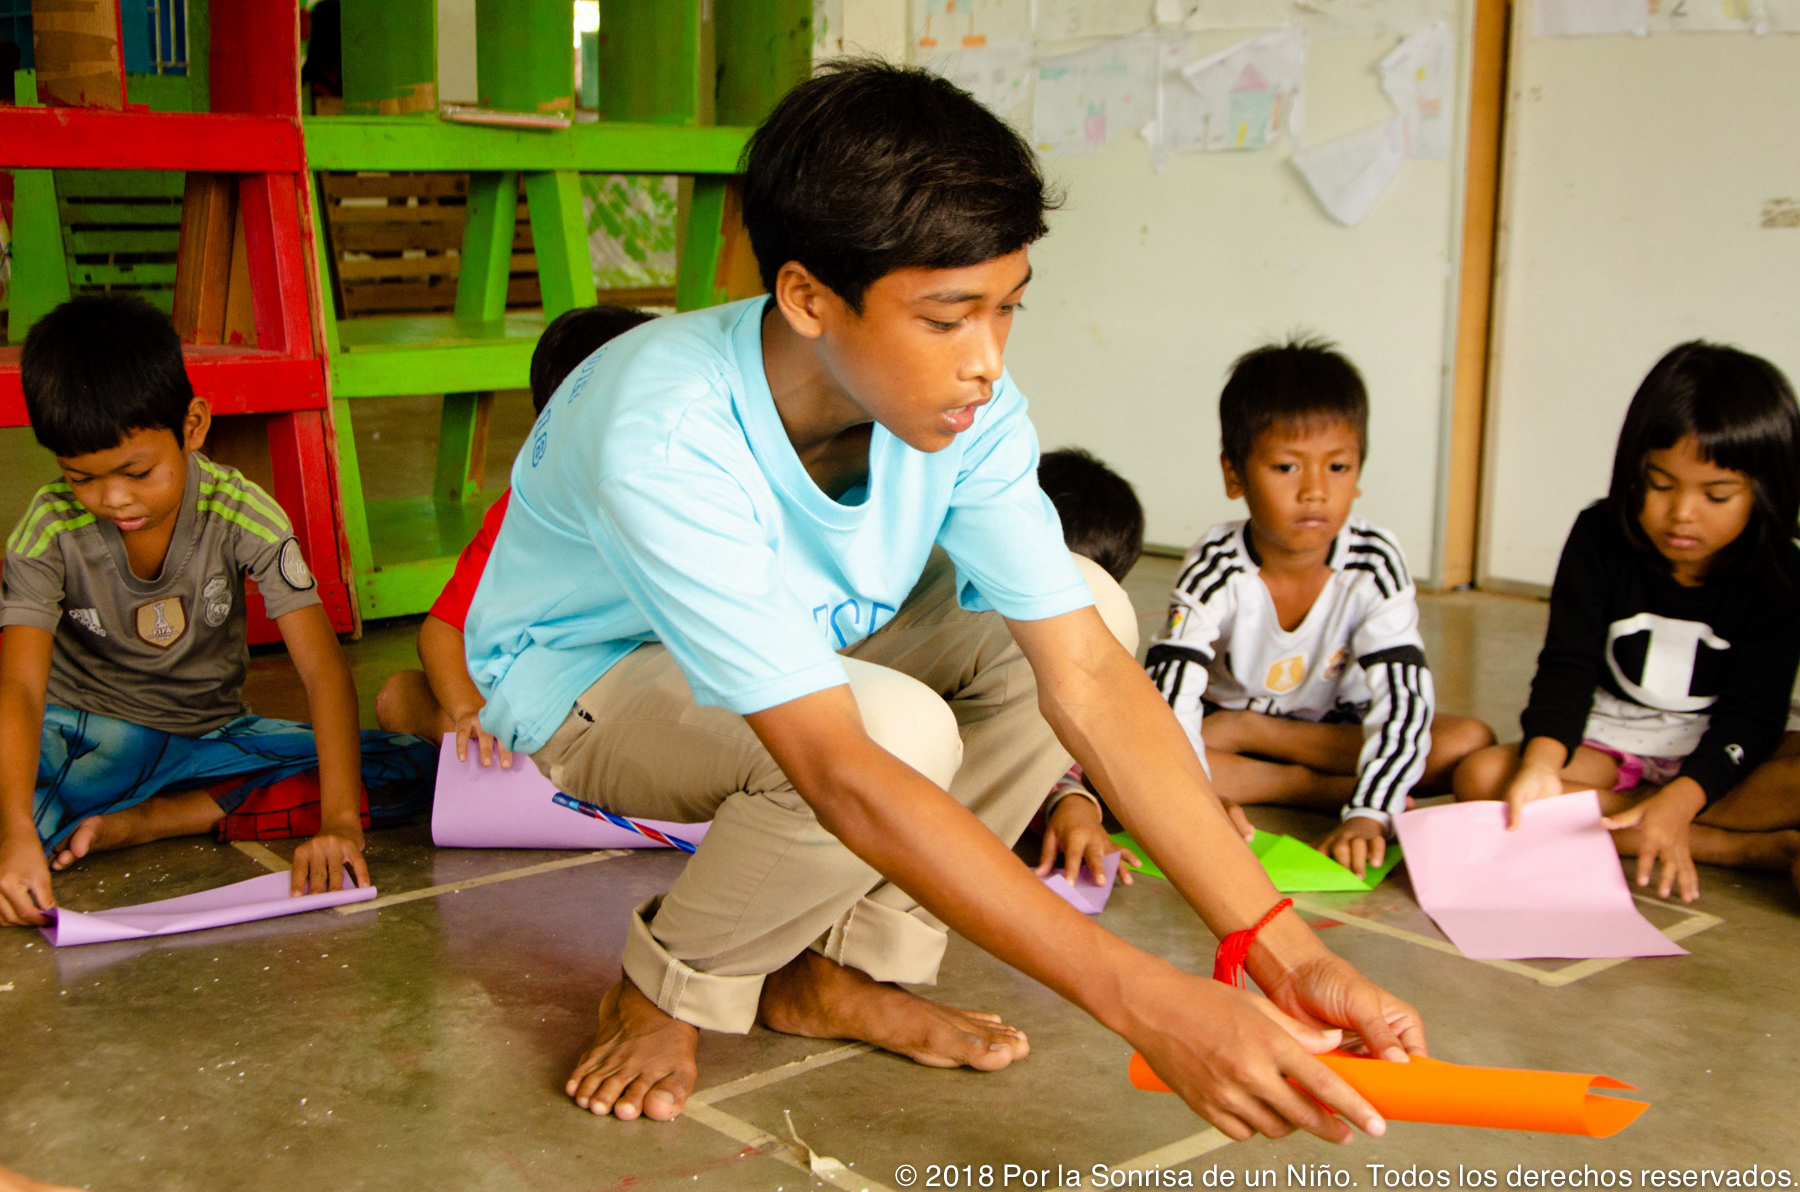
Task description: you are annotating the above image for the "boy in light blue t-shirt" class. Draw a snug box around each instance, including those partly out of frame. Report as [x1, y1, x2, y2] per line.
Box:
[464, 62, 1425, 1135]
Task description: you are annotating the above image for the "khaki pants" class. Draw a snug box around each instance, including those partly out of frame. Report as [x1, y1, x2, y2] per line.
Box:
[532, 549, 1138, 1033]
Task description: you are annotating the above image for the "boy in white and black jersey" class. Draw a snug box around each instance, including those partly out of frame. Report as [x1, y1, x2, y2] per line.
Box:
[1147, 338, 1494, 875]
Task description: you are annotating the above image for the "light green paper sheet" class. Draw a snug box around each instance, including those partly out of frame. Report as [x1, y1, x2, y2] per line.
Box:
[1110, 830, 1402, 893]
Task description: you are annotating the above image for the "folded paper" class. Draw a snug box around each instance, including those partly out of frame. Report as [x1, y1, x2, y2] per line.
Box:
[1110, 830, 1398, 892]
[1393, 791, 1685, 960]
[1250, 830, 1402, 892]
[1041, 848, 1121, 914]
[40, 871, 375, 947]
[431, 736, 709, 851]
[1128, 1050, 1648, 1137]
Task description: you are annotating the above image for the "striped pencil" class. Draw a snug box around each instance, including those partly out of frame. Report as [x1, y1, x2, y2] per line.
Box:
[551, 793, 698, 854]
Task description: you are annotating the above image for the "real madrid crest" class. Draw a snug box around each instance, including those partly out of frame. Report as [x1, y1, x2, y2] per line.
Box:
[135, 597, 187, 649]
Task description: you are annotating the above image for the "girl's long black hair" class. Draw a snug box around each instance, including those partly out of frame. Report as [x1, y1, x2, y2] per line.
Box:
[1607, 341, 1800, 583]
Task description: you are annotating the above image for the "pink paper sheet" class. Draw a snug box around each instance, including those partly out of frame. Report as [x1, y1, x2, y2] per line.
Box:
[1393, 791, 1686, 960]
[40, 871, 376, 947]
[430, 736, 710, 851]
[1041, 849, 1121, 914]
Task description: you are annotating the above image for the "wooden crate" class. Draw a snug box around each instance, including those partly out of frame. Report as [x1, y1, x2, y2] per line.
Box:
[56, 168, 185, 313]
[317, 170, 543, 315]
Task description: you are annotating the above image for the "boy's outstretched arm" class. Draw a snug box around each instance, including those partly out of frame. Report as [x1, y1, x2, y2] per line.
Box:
[0, 626, 55, 926]
[417, 613, 508, 767]
[1008, 605, 1428, 1059]
[748, 660, 1411, 1143]
[277, 605, 367, 896]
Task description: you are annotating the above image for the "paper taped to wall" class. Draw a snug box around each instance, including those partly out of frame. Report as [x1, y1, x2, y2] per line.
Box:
[921, 38, 1035, 116]
[1155, 28, 1306, 158]
[812, 0, 845, 57]
[1036, 0, 1158, 40]
[1531, 0, 1649, 36]
[914, 0, 1032, 52]
[1380, 26, 1453, 160]
[1291, 115, 1406, 226]
[1033, 35, 1159, 155]
[1645, 0, 1758, 30]
[1763, 0, 1800, 29]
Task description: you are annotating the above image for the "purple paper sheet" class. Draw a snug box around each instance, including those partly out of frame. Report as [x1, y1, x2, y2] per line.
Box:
[1393, 791, 1686, 960]
[1041, 849, 1121, 915]
[40, 871, 376, 947]
[430, 736, 710, 851]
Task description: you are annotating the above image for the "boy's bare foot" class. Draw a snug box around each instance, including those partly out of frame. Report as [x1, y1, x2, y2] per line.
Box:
[49, 790, 225, 871]
[566, 979, 699, 1121]
[758, 949, 1030, 1071]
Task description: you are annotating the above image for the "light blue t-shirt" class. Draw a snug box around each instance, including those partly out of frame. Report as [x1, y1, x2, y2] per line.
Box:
[464, 297, 1092, 754]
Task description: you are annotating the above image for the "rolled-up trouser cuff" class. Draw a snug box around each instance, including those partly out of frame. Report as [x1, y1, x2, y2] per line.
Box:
[622, 897, 766, 1034]
[812, 895, 949, 986]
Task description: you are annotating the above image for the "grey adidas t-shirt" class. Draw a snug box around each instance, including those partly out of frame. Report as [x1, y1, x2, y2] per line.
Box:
[1, 453, 323, 735]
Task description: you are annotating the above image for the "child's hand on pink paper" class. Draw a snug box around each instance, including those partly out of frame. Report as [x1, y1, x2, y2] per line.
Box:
[1036, 795, 1140, 887]
[451, 705, 511, 769]
[1316, 815, 1387, 878]
[1602, 779, 1704, 902]
[1502, 762, 1563, 828]
[0, 832, 55, 927]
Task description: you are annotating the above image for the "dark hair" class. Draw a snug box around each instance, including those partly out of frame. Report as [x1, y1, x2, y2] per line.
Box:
[1607, 340, 1800, 580]
[529, 304, 655, 412]
[1039, 448, 1145, 582]
[740, 59, 1057, 312]
[1219, 335, 1369, 474]
[21, 293, 195, 458]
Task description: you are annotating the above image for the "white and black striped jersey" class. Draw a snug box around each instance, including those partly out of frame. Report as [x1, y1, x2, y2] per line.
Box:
[1145, 516, 1434, 828]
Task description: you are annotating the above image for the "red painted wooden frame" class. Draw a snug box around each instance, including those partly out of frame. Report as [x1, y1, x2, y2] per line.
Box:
[0, 349, 327, 427]
[0, 2, 355, 642]
[0, 108, 303, 172]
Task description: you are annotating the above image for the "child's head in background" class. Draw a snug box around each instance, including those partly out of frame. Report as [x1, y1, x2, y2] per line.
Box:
[1038, 448, 1144, 582]
[529, 304, 657, 413]
[1218, 336, 1367, 558]
[20, 293, 207, 539]
[1608, 341, 1800, 586]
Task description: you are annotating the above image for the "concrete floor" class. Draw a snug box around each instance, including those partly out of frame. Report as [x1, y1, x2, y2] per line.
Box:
[4, 559, 1798, 1190]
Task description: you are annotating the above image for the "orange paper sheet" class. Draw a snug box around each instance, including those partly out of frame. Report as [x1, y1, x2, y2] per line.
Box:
[1128, 1050, 1647, 1137]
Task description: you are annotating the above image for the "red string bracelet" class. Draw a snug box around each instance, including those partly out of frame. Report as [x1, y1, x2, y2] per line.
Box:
[1212, 897, 1293, 988]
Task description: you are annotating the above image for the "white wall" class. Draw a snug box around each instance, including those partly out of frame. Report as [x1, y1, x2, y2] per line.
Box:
[1481, 23, 1800, 589]
[1013, 32, 1467, 577]
[837, 3, 1473, 581]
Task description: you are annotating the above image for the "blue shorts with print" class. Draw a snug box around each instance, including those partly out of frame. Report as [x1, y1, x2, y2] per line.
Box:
[32, 705, 436, 852]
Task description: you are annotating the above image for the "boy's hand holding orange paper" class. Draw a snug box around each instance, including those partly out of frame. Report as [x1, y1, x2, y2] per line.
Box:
[1129, 1049, 1648, 1138]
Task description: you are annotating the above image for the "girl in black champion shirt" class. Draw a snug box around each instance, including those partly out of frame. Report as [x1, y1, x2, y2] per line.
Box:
[1455, 342, 1800, 904]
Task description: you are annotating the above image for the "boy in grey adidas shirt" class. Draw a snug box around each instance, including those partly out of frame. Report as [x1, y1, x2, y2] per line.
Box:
[0, 296, 433, 929]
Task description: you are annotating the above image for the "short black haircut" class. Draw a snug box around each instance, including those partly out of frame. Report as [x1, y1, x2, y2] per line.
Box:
[1607, 340, 1800, 582]
[1039, 448, 1145, 583]
[21, 293, 195, 458]
[740, 59, 1057, 312]
[529, 304, 655, 412]
[1219, 335, 1369, 475]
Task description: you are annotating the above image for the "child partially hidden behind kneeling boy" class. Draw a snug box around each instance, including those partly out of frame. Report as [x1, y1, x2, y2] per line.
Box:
[374, 304, 655, 759]
[1144, 338, 1494, 876]
[0, 296, 435, 927]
